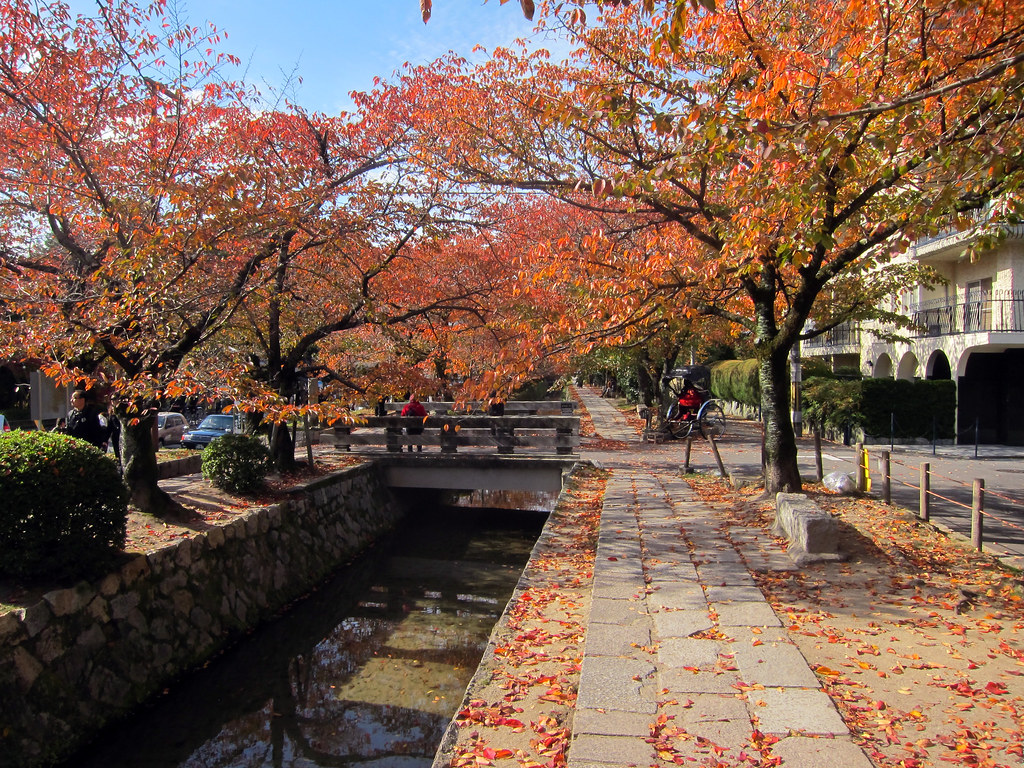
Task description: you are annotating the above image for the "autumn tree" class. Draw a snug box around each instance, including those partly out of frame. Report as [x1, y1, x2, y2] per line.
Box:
[0, 0, 325, 512]
[409, 0, 1024, 492]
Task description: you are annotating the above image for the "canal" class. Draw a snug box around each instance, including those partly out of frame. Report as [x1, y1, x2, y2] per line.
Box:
[65, 493, 552, 767]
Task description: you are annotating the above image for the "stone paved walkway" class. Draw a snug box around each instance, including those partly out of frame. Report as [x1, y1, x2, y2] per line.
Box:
[571, 387, 873, 767]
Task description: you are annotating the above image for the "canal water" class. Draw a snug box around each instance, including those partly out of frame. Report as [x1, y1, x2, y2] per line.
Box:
[66, 495, 551, 768]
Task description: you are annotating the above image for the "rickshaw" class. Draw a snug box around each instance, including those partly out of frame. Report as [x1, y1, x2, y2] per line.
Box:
[659, 366, 727, 440]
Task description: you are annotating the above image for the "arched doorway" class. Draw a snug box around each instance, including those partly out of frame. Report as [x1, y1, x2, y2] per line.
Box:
[957, 349, 1024, 445]
[872, 354, 893, 378]
[896, 352, 920, 381]
[927, 351, 952, 380]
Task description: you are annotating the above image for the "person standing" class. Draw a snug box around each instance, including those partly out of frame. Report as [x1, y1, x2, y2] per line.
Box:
[400, 393, 427, 452]
[63, 390, 109, 449]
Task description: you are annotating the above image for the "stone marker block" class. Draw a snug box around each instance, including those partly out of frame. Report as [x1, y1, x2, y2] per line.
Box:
[774, 493, 845, 565]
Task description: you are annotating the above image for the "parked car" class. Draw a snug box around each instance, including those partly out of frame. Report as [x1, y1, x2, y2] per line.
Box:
[156, 412, 188, 447]
[0, 414, 9, 433]
[180, 413, 238, 449]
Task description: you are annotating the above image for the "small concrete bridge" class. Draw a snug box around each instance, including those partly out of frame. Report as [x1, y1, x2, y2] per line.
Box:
[377, 453, 575, 493]
[330, 411, 580, 456]
[327, 400, 581, 493]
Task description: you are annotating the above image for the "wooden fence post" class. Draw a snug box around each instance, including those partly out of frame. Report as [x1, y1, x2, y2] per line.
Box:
[814, 425, 823, 482]
[972, 479, 985, 551]
[709, 436, 727, 478]
[881, 451, 891, 504]
[919, 462, 930, 521]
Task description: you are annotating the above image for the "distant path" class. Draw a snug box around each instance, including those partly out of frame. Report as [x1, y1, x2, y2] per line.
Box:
[574, 386, 1024, 568]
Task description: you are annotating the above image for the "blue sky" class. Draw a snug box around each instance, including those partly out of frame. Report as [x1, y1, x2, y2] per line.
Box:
[180, 1, 561, 114]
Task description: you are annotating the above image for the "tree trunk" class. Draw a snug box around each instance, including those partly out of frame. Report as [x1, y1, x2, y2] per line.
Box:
[119, 412, 176, 516]
[634, 361, 656, 407]
[759, 347, 802, 494]
[270, 422, 297, 472]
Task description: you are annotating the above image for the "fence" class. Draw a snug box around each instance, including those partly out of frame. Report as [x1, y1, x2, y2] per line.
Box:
[373, 400, 576, 416]
[330, 414, 580, 455]
[909, 290, 1024, 336]
[850, 443, 1024, 554]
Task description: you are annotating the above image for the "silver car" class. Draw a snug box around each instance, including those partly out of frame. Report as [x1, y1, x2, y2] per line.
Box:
[156, 412, 188, 447]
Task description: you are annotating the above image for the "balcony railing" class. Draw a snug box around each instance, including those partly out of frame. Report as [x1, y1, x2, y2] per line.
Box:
[804, 322, 861, 350]
[913, 209, 1024, 254]
[909, 290, 1024, 336]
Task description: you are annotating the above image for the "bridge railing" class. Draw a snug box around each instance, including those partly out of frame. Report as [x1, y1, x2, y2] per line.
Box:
[372, 400, 576, 416]
[330, 415, 580, 455]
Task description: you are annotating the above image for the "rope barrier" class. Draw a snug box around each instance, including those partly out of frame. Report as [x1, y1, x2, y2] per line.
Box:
[926, 489, 972, 510]
[864, 446, 1024, 548]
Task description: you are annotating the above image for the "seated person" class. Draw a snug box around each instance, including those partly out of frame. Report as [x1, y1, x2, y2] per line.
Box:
[674, 379, 702, 421]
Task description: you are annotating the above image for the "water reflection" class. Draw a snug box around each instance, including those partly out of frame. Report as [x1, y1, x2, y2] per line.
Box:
[68, 504, 546, 768]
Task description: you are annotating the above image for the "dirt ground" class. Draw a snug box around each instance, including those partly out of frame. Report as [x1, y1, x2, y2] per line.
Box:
[120, 450, 366, 553]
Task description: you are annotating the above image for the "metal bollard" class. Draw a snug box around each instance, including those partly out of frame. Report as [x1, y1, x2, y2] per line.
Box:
[855, 443, 866, 492]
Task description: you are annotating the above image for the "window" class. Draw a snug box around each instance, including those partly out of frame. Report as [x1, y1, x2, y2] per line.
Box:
[964, 278, 992, 332]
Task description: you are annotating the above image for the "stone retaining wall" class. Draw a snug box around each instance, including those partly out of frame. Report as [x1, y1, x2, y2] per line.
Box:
[0, 464, 403, 768]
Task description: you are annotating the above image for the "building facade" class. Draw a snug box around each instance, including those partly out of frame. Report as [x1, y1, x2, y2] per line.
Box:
[804, 219, 1024, 445]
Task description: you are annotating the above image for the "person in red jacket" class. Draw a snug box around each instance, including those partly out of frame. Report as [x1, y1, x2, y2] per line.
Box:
[401, 393, 427, 451]
[674, 380, 702, 421]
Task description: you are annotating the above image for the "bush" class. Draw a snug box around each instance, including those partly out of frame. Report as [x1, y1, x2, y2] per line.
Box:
[201, 433, 271, 494]
[0, 431, 127, 578]
[802, 377, 864, 433]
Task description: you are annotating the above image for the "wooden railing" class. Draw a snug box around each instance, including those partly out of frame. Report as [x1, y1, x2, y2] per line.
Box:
[331, 415, 580, 455]
[372, 400, 576, 416]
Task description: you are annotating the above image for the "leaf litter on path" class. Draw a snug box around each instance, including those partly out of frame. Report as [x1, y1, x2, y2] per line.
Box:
[439, 464, 605, 768]
[687, 474, 1023, 768]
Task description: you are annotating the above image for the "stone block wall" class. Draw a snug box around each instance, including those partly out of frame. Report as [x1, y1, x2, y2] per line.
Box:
[0, 464, 403, 768]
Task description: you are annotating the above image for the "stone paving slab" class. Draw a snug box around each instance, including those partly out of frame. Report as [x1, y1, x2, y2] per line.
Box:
[589, 596, 649, 625]
[660, 694, 756, 751]
[714, 600, 783, 627]
[571, 708, 652, 737]
[696, 565, 759, 585]
[647, 583, 707, 610]
[704, 584, 766, 602]
[584, 619, 651, 657]
[652, 608, 713, 638]
[771, 735, 875, 768]
[749, 688, 849, 736]
[658, 636, 723, 668]
[577, 656, 657, 714]
[729, 634, 822, 688]
[567, 733, 653, 767]
[658, 665, 741, 694]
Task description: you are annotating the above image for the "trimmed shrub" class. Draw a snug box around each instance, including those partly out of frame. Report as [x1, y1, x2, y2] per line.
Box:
[709, 359, 761, 406]
[201, 433, 271, 494]
[0, 430, 127, 578]
[862, 378, 956, 439]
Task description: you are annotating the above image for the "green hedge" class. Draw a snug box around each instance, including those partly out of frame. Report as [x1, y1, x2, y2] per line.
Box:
[0, 431, 127, 578]
[802, 377, 956, 440]
[709, 359, 760, 407]
[802, 377, 864, 433]
[861, 378, 956, 439]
